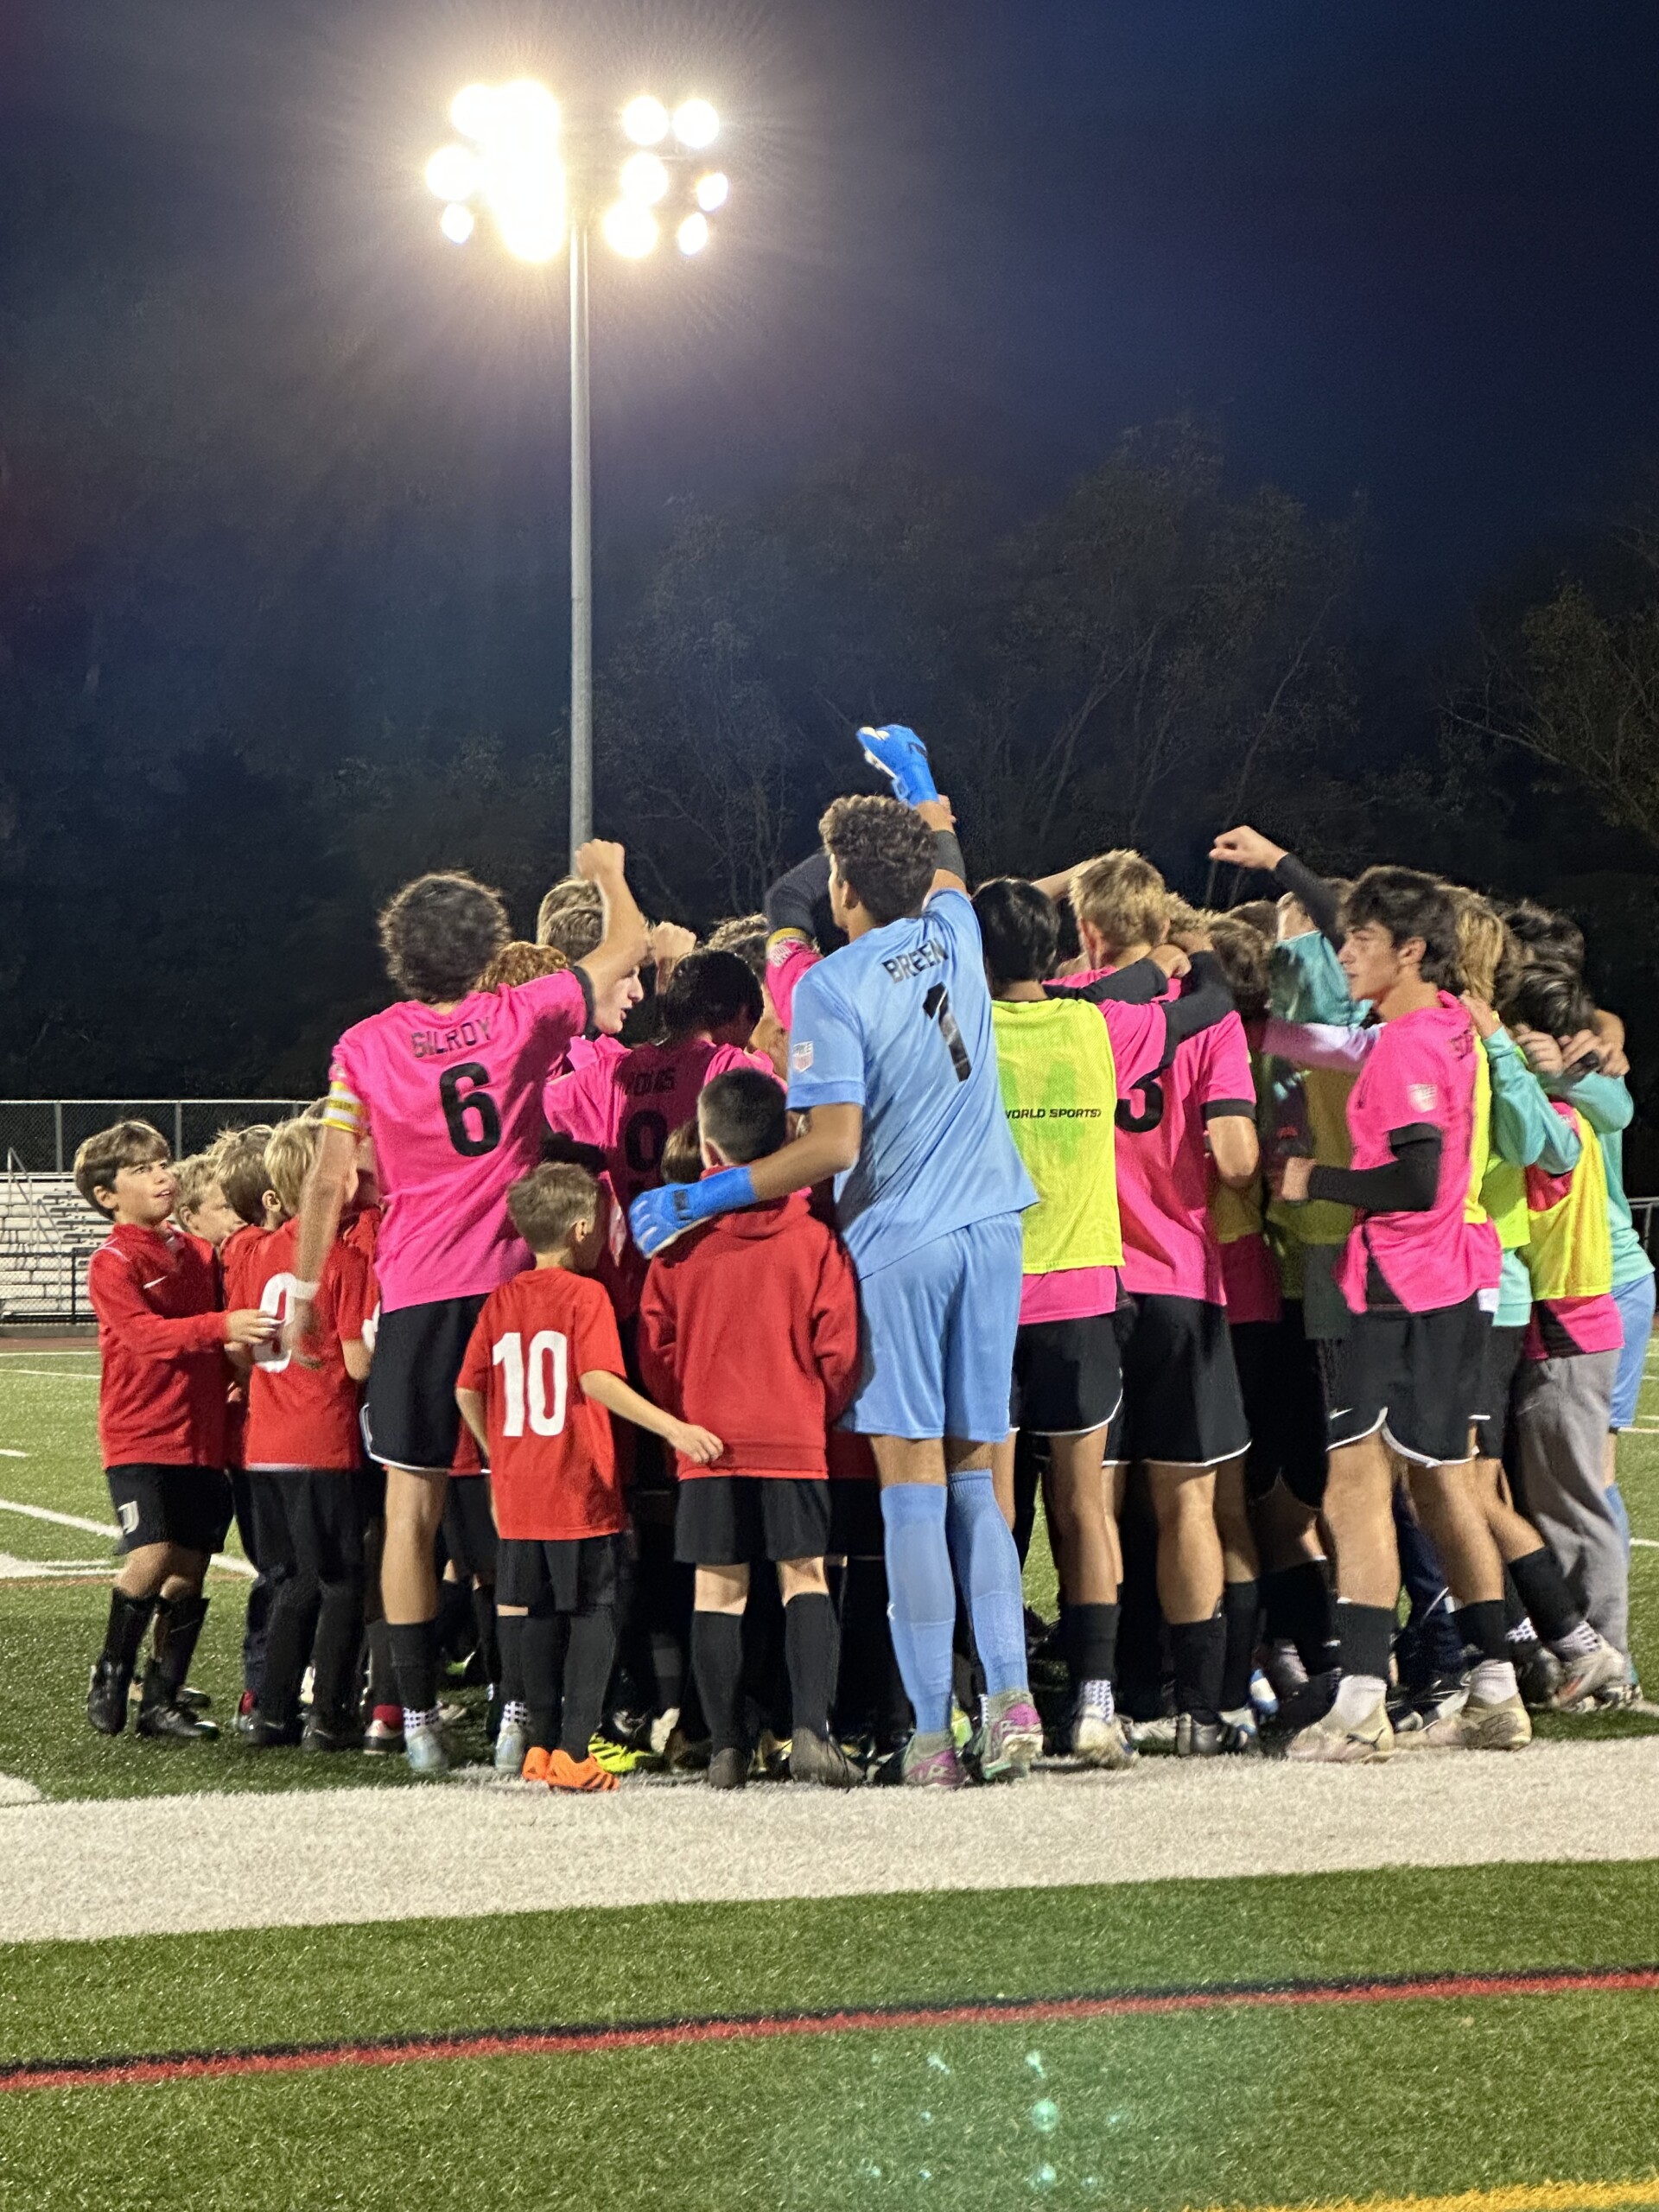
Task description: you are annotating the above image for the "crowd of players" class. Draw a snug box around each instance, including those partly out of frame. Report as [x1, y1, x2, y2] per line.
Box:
[73, 722, 1649, 1789]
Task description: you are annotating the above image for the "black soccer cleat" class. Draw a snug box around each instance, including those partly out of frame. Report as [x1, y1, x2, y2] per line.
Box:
[789, 1729, 863, 1789]
[86, 1657, 130, 1736]
[302, 1714, 363, 1755]
[239, 1712, 303, 1749]
[1174, 1713, 1224, 1758]
[136, 1697, 220, 1741]
[707, 1747, 748, 1790]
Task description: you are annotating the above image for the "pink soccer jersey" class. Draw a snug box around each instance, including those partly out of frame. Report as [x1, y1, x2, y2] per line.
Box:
[326, 970, 589, 1313]
[765, 935, 820, 1031]
[548, 1038, 780, 1211]
[1111, 991, 1256, 1306]
[1333, 992, 1497, 1315]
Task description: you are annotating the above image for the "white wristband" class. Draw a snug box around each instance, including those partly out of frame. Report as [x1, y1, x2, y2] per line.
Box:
[289, 1279, 321, 1303]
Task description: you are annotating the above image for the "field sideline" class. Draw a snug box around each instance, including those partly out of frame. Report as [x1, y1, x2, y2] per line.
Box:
[4, 1344, 1659, 2209]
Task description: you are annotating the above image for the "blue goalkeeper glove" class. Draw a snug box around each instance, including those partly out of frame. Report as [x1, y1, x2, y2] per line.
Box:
[629, 1166, 758, 1260]
[856, 723, 938, 807]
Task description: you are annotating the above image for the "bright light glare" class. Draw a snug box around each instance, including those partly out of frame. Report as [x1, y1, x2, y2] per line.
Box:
[695, 170, 729, 212]
[451, 83, 495, 137]
[672, 99, 719, 149]
[440, 77, 566, 264]
[620, 152, 670, 206]
[621, 94, 671, 145]
[602, 200, 658, 257]
[677, 213, 710, 256]
[426, 143, 481, 202]
[440, 202, 475, 245]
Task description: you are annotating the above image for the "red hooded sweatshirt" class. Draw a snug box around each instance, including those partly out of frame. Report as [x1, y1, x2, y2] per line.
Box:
[637, 1191, 860, 1478]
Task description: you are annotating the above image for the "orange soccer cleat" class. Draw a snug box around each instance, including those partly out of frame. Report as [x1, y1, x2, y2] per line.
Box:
[544, 1749, 620, 1793]
[520, 1745, 552, 1784]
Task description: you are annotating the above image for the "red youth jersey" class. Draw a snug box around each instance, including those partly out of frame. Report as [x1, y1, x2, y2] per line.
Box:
[87, 1224, 228, 1467]
[638, 1191, 860, 1480]
[226, 1217, 374, 1471]
[456, 1267, 629, 1540]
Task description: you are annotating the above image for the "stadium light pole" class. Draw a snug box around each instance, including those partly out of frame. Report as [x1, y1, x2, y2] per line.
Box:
[427, 84, 729, 861]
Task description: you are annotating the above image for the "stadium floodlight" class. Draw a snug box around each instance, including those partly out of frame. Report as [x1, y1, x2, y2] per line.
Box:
[428, 81, 731, 857]
[672, 99, 719, 148]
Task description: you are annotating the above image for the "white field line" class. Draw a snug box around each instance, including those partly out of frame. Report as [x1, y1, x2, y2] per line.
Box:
[0, 1449, 26, 1458]
[0, 1553, 110, 1580]
[4, 1738, 1659, 1945]
[0, 1370, 100, 1382]
[1633, 1536, 1659, 1549]
[0, 1497, 254, 1579]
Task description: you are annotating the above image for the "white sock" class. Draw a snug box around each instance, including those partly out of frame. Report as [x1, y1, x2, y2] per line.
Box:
[403, 1705, 442, 1735]
[1332, 1673, 1387, 1726]
[1469, 1659, 1518, 1704]
[499, 1700, 529, 1728]
[1552, 1621, 1600, 1660]
[1077, 1678, 1115, 1720]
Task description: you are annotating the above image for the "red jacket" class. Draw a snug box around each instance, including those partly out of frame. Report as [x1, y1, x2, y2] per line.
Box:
[87, 1224, 229, 1468]
[637, 1192, 860, 1478]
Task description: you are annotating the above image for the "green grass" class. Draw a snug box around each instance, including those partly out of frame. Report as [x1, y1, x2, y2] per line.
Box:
[3, 1866, 1659, 2209]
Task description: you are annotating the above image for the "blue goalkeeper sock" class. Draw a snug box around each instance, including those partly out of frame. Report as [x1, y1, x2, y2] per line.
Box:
[880, 1483, 956, 1738]
[945, 1469, 1027, 1699]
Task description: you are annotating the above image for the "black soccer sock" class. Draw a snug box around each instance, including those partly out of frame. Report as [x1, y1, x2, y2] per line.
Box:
[1220, 1580, 1261, 1713]
[495, 1610, 526, 1708]
[387, 1618, 439, 1719]
[435, 1578, 472, 1667]
[312, 1577, 366, 1726]
[470, 1582, 500, 1689]
[1261, 1561, 1338, 1675]
[1335, 1600, 1395, 1684]
[558, 1608, 619, 1758]
[365, 1617, 396, 1714]
[260, 1580, 321, 1726]
[156, 1592, 210, 1696]
[1456, 1599, 1512, 1667]
[521, 1605, 567, 1753]
[1059, 1601, 1119, 1691]
[1168, 1615, 1225, 1726]
[691, 1611, 746, 1754]
[1507, 1547, 1585, 1648]
[99, 1589, 156, 1675]
[784, 1591, 839, 1741]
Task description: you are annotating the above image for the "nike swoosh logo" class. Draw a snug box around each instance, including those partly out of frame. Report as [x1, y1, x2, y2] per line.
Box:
[143, 1277, 167, 1289]
[1329, 1408, 1351, 1419]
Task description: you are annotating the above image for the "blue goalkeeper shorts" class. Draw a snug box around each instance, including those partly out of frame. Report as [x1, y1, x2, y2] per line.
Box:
[842, 1214, 1023, 1445]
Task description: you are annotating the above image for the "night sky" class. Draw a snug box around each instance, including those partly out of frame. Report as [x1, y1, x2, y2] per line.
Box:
[8, 0, 1659, 625]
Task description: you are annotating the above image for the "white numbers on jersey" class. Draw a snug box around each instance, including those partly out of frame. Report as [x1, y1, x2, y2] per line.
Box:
[491, 1329, 569, 1439]
[257, 1272, 296, 1372]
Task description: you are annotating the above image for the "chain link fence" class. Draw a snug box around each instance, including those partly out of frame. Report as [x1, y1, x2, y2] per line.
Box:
[0, 1101, 314, 1174]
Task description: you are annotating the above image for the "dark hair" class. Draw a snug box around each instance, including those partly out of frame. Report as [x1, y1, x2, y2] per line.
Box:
[507, 1161, 599, 1252]
[973, 878, 1059, 988]
[705, 913, 769, 981]
[1343, 866, 1460, 988]
[1498, 897, 1586, 974]
[535, 877, 604, 961]
[1206, 916, 1270, 1020]
[698, 1068, 786, 1165]
[73, 1119, 169, 1216]
[819, 794, 935, 927]
[1225, 899, 1278, 941]
[659, 1118, 704, 1185]
[660, 949, 764, 1040]
[1501, 963, 1596, 1043]
[379, 872, 511, 1003]
[211, 1133, 276, 1227]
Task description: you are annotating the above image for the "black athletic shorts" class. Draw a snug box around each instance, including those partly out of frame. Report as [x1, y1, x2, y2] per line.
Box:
[363, 1294, 487, 1473]
[1473, 1321, 1527, 1461]
[1009, 1313, 1123, 1438]
[498, 1532, 625, 1612]
[106, 1464, 232, 1557]
[442, 1472, 499, 1580]
[1115, 1293, 1249, 1467]
[827, 1475, 885, 1558]
[245, 1469, 371, 1582]
[675, 1475, 832, 1566]
[1326, 1295, 1486, 1467]
[1233, 1310, 1329, 1510]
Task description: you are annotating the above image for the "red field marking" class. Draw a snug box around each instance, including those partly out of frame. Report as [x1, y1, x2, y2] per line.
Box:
[3, 1961, 1656, 2094]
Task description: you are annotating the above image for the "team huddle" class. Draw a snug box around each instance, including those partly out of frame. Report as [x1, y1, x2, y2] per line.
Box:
[72, 722, 1648, 1789]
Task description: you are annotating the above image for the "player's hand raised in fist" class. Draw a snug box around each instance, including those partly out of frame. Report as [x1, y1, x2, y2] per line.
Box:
[1209, 825, 1286, 874]
[575, 839, 626, 884]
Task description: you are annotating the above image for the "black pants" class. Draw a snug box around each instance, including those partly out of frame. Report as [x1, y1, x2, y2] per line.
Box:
[253, 1471, 371, 1728]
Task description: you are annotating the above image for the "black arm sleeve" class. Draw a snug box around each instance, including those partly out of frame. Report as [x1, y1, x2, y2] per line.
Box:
[1272, 853, 1344, 946]
[1306, 1125, 1441, 1211]
[764, 849, 832, 941]
[1045, 957, 1167, 1007]
[933, 828, 967, 883]
[1156, 952, 1236, 1063]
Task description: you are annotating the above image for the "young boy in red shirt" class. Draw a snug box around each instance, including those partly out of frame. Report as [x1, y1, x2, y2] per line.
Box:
[639, 1068, 862, 1790]
[457, 1164, 721, 1791]
[226, 1118, 377, 1750]
[76, 1120, 274, 1739]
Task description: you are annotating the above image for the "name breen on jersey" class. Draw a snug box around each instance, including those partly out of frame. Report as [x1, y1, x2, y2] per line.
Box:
[410, 1013, 496, 1059]
[880, 942, 948, 984]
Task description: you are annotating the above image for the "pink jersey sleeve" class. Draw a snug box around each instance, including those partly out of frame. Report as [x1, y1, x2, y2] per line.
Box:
[1100, 1001, 1166, 1094]
[1196, 1012, 1256, 1113]
[545, 1057, 619, 1151]
[765, 937, 820, 1032]
[706, 1042, 786, 1090]
[1262, 1018, 1377, 1072]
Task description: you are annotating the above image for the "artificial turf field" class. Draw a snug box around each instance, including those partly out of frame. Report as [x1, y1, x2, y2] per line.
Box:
[4, 1344, 1659, 2210]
